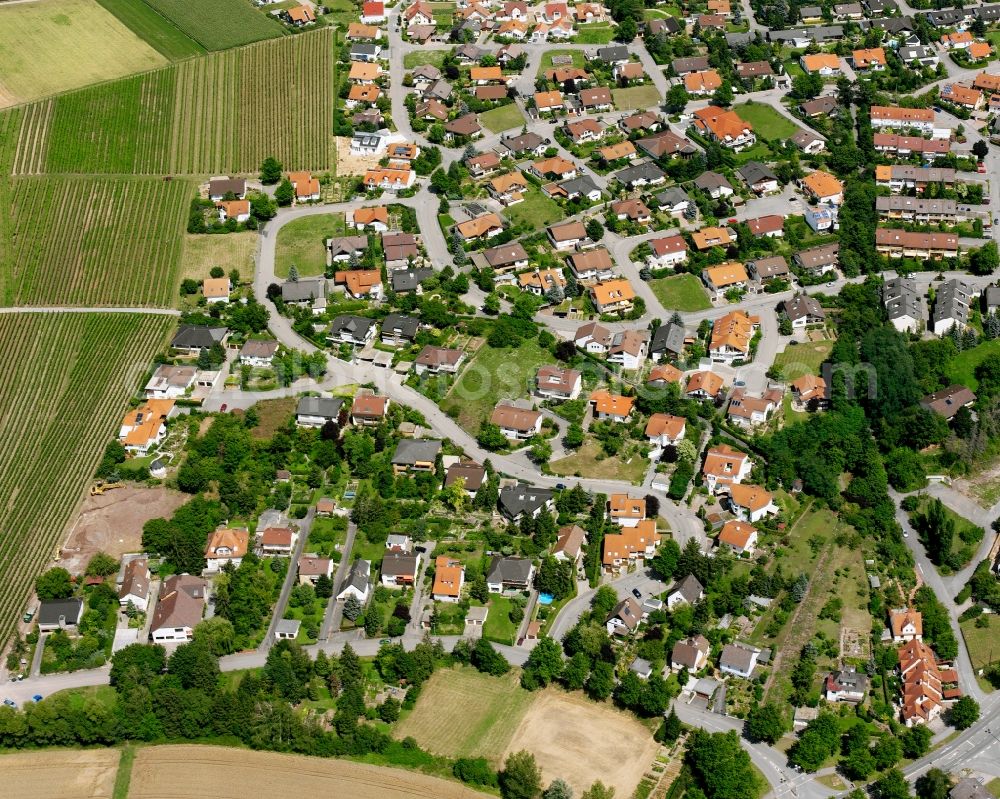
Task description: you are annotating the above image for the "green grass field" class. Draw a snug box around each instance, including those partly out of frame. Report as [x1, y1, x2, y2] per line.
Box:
[0, 176, 191, 307]
[734, 101, 800, 140]
[479, 103, 526, 134]
[538, 49, 587, 74]
[0, 0, 167, 107]
[960, 616, 999, 671]
[95, 0, 205, 59]
[444, 338, 552, 434]
[946, 338, 1000, 390]
[275, 214, 348, 278]
[403, 50, 448, 70]
[649, 273, 711, 311]
[140, 0, 285, 50]
[772, 340, 835, 380]
[394, 666, 533, 758]
[573, 23, 616, 44]
[550, 440, 650, 483]
[503, 186, 563, 229]
[612, 85, 662, 111]
[8, 28, 335, 176]
[322, 0, 357, 28]
[483, 595, 519, 645]
[0, 312, 173, 651]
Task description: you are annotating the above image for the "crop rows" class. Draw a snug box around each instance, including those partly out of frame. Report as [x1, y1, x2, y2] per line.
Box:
[140, 0, 285, 52]
[19, 29, 334, 177]
[1, 176, 190, 307]
[0, 312, 172, 647]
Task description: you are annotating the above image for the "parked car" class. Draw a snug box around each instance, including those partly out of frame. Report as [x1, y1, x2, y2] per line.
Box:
[2, 698, 15, 708]
[631, 588, 642, 599]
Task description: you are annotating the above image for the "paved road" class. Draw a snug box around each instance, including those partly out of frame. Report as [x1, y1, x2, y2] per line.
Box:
[547, 567, 667, 643]
[320, 520, 359, 641]
[28, 634, 46, 678]
[261, 508, 314, 650]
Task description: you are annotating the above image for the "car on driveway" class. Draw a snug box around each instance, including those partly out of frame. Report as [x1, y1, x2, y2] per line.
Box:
[32, 694, 42, 703]
[3, 698, 15, 708]
[632, 588, 642, 599]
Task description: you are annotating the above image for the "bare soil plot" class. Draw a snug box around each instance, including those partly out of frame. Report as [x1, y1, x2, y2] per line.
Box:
[505, 689, 659, 797]
[57, 486, 188, 575]
[394, 666, 533, 759]
[0, 748, 119, 799]
[128, 745, 490, 799]
[335, 136, 383, 175]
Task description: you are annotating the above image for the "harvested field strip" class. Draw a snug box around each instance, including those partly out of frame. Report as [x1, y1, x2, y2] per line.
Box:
[32, 28, 334, 175]
[11, 99, 54, 176]
[128, 745, 491, 799]
[0, 313, 173, 648]
[2, 176, 190, 307]
[0, 747, 120, 799]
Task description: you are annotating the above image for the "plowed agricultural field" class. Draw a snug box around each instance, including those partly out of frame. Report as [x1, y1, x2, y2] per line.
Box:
[0, 748, 120, 799]
[0, 176, 190, 307]
[3, 28, 335, 177]
[0, 313, 172, 648]
[127, 745, 491, 799]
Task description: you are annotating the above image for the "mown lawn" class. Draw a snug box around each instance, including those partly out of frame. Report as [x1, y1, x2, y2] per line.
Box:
[946, 337, 1000, 390]
[444, 338, 552, 434]
[612, 84, 662, 111]
[648, 273, 711, 311]
[538, 48, 587, 73]
[550, 440, 649, 483]
[504, 186, 563, 229]
[573, 23, 616, 44]
[403, 50, 448, 69]
[960, 615, 999, 671]
[479, 102, 525, 133]
[274, 213, 347, 277]
[734, 101, 800, 140]
[772, 339, 835, 380]
[483, 595, 519, 645]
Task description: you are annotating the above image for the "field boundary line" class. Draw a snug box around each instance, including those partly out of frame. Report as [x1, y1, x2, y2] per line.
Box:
[0, 306, 181, 315]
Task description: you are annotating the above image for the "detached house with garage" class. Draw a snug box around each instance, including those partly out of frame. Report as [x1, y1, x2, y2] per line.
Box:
[606, 596, 643, 636]
[491, 402, 543, 440]
[667, 574, 704, 609]
[536, 365, 582, 400]
[432, 557, 465, 602]
[702, 444, 752, 493]
[205, 529, 249, 572]
[499, 484, 555, 521]
[727, 483, 778, 522]
[603, 520, 659, 572]
[486, 556, 535, 593]
[717, 520, 758, 555]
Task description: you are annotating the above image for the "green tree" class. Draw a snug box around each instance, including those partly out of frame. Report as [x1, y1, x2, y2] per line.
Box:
[650, 538, 681, 581]
[543, 779, 574, 799]
[900, 725, 932, 759]
[260, 156, 283, 184]
[193, 617, 236, 656]
[36, 568, 74, 600]
[500, 750, 543, 799]
[478, 422, 509, 451]
[110, 643, 166, 691]
[591, 585, 619, 618]
[872, 770, 912, 799]
[85, 552, 119, 577]
[659, 706, 682, 742]
[914, 768, 950, 799]
[275, 179, 295, 206]
[168, 640, 220, 692]
[665, 84, 689, 112]
[521, 637, 564, 690]
[581, 783, 615, 799]
[947, 695, 980, 729]
[744, 703, 786, 744]
[686, 729, 760, 799]
[586, 218, 604, 242]
[344, 595, 363, 621]
[585, 661, 615, 700]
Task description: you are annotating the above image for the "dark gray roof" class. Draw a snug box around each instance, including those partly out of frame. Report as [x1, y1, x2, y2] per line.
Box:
[725, 31, 753, 46]
[171, 325, 227, 350]
[596, 45, 629, 63]
[794, 242, 839, 270]
[209, 178, 246, 196]
[671, 56, 710, 74]
[738, 161, 778, 186]
[657, 187, 691, 207]
[647, 16, 681, 34]
[782, 292, 824, 322]
[281, 278, 327, 303]
[341, 558, 371, 594]
[951, 779, 992, 799]
[650, 322, 686, 356]
[329, 314, 377, 342]
[985, 285, 1000, 308]
[768, 25, 843, 41]
[883, 276, 921, 322]
[296, 396, 344, 420]
[382, 551, 420, 577]
[327, 235, 368, 257]
[391, 438, 442, 465]
[382, 313, 419, 339]
[977, 5, 1000, 21]
[37, 598, 84, 626]
[391, 268, 433, 292]
[721, 642, 759, 672]
[669, 574, 704, 604]
[500, 131, 546, 153]
[499, 484, 554, 519]
[558, 174, 602, 197]
[799, 5, 822, 16]
[694, 171, 733, 191]
[487, 556, 534, 585]
[613, 161, 665, 186]
[934, 279, 975, 328]
[351, 43, 380, 55]
[749, 255, 789, 280]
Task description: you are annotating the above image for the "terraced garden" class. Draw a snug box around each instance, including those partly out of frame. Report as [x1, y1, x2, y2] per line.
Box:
[3, 28, 335, 176]
[0, 176, 191, 307]
[0, 312, 173, 648]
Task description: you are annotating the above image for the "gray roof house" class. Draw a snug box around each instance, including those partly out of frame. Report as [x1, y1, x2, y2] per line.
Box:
[486, 556, 535, 592]
[296, 396, 344, 427]
[595, 45, 629, 64]
[650, 322, 686, 360]
[614, 161, 666, 188]
[328, 314, 377, 346]
[37, 598, 84, 631]
[747, 255, 789, 282]
[883, 276, 922, 333]
[337, 558, 372, 601]
[719, 642, 761, 678]
[781, 292, 825, 324]
[693, 170, 734, 197]
[667, 574, 704, 608]
[381, 313, 420, 343]
[171, 325, 227, 351]
[391, 268, 434, 293]
[281, 278, 327, 304]
[933, 279, 977, 336]
[498, 484, 554, 521]
[391, 439, 442, 471]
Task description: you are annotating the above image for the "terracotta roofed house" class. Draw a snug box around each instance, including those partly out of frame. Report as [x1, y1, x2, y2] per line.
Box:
[702, 444, 752, 493]
[728, 483, 778, 522]
[432, 556, 465, 602]
[205, 529, 249, 571]
[608, 493, 646, 527]
[718, 520, 758, 555]
[589, 278, 635, 313]
[890, 608, 923, 643]
[692, 106, 755, 151]
[351, 393, 389, 425]
[686, 370, 725, 399]
[603, 519, 659, 571]
[802, 170, 844, 204]
[536, 365, 583, 399]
